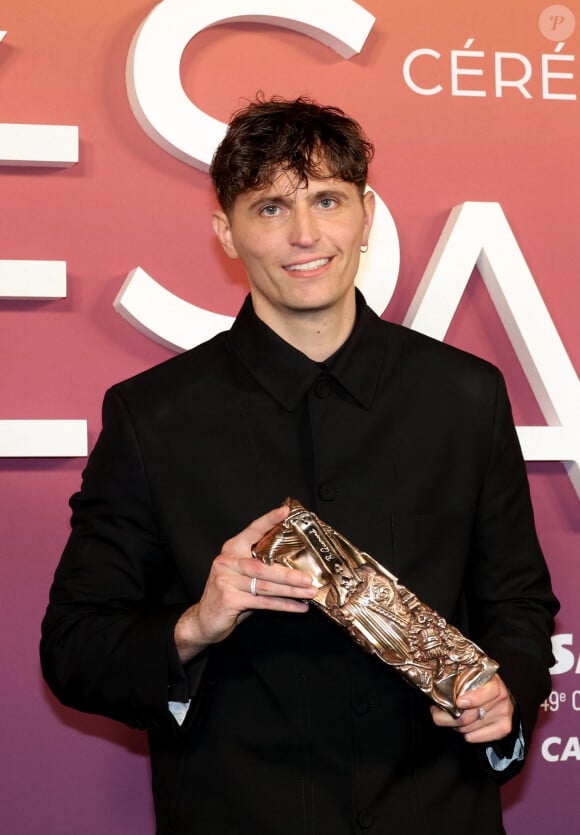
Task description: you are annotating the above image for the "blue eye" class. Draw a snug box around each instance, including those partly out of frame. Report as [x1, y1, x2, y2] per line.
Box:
[261, 204, 280, 216]
[319, 198, 336, 209]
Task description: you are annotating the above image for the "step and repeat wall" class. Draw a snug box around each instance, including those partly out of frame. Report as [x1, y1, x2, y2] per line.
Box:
[1, 1, 578, 833]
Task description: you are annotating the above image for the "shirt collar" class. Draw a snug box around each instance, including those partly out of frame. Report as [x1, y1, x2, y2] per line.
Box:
[228, 290, 397, 411]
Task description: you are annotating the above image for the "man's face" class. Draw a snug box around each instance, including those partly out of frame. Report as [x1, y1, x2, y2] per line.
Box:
[212, 168, 375, 334]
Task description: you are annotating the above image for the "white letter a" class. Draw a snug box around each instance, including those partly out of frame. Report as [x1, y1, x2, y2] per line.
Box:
[404, 202, 580, 502]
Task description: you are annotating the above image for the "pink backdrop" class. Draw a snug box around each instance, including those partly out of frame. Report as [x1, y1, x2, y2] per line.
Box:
[1, 2, 578, 832]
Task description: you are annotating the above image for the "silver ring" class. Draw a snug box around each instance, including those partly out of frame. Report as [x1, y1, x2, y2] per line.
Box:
[250, 577, 258, 596]
[478, 707, 486, 721]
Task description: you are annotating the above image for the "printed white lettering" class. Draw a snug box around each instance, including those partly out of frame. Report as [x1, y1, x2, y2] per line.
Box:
[0, 421, 88, 457]
[542, 51, 577, 100]
[403, 203, 580, 501]
[561, 737, 580, 761]
[542, 736, 580, 763]
[0, 33, 85, 457]
[542, 737, 562, 762]
[494, 52, 532, 98]
[127, 0, 375, 170]
[544, 735, 580, 762]
[402, 49, 442, 95]
[451, 39, 486, 97]
[551, 634, 580, 675]
[403, 41, 577, 100]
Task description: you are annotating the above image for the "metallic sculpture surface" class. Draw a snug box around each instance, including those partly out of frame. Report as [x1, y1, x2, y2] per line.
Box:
[252, 498, 499, 716]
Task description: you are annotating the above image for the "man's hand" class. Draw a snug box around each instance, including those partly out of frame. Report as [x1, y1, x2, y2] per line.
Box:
[430, 674, 515, 743]
[174, 505, 318, 664]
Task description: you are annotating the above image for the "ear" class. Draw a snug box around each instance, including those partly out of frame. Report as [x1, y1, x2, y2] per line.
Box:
[361, 188, 375, 244]
[212, 210, 239, 260]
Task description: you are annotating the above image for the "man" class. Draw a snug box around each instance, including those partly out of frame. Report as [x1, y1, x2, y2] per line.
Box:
[41, 96, 558, 834]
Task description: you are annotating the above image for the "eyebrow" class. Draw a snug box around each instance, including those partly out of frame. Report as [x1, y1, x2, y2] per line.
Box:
[246, 194, 290, 211]
[246, 187, 351, 212]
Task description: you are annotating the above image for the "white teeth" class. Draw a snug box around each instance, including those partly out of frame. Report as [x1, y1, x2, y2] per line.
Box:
[286, 258, 329, 272]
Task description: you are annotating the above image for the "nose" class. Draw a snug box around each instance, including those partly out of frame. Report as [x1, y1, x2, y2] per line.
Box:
[288, 205, 321, 247]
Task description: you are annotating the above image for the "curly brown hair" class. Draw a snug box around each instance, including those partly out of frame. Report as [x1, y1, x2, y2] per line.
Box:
[210, 94, 374, 213]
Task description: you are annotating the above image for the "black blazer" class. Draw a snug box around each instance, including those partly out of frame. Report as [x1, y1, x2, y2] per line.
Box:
[41, 296, 558, 835]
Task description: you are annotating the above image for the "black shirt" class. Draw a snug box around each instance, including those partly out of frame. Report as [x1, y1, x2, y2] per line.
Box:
[41, 292, 558, 834]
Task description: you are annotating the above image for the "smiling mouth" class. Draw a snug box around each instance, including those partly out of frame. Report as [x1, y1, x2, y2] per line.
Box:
[285, 257, 331, 272]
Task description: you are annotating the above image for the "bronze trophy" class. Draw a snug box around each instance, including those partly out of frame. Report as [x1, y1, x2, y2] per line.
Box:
[252, 498, 498, 716]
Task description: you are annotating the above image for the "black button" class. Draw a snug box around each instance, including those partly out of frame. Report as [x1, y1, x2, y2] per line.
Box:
[318, 484, 336, 501]
[314, 378, 332, 398]
[357, 811, 376, 829]
[352, 698, 370, 716]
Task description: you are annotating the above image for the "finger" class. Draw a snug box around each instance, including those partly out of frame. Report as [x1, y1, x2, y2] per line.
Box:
[455, 676, 501, 711]
[460, 712, 515, 744]
[430, 705, 464, 728]
[430, 704, 482, 730]
[221, 505, 289, 556]
[239, 557, 315, 590]
[246, 575, 319, 600]
[243, 505, 290, 544]
[241, 593, 311, 615]
[431, 700, 514, 744]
